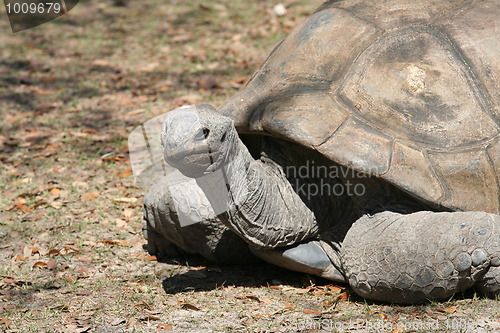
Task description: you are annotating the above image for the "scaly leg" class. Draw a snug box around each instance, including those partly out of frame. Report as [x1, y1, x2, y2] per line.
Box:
[143, 177, 257, 264]
[341, 211, 500, 303]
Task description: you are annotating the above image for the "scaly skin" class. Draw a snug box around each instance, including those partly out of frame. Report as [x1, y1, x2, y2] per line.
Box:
[342, 211, 500, 303]
[143, 176, 257, 264]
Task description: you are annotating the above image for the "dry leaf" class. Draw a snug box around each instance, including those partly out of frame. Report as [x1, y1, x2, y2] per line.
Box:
[337, 291, 349, 301]
[64, 275, 78, 282]
[134, 302, 151, 309]
[326, 285, 344, 292]
[440, 306, 457, 314]
[21, 177, 32, 184]
[235, 294, 261, 302]
[14, 203, 34, 212]
[123, 208, 134, 219]
[50, 188, 61, 195]
[82, 128, 100, 134]
[4, 278, 28, 287]
[3, 279, 17, 285]
[177, 300, 201, 311]
[81, 191, 99, 200]
[47, 259, 57, 269]
[253, 314, 269, 319]
[113, 197, 138, 204]
[33, 261, 48, 269]
[46, 143, 62, 149]
[323, 299, 335, 307]
[303, 309, 322, 315]
[156, 324, 172, 331]
[15, 254, 26, 261]
[48, 249, 60, 256]
[140, 316, 161, 321]
[380, 313, 388, 320]
[61, 246, 78, 255]
[191, 266, 206, 271]
[117, 169, 133, 178]
[50, 201, 63, 209]
[116, 219, 128, 228]
[231, 76, 247, 84]
[293, 287, 312, 294]
[284, 301, 294, 310]
[98, 239, 124, 246]
[76, 268, 89, 277]
[262, 298, 273, 305]
[1, 317, 11, 327]
[28, 246, 42, 255]
[76, 255, 92, 262]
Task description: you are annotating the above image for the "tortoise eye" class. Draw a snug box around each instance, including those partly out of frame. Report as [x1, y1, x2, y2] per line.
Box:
[202, 128, 210, 139]
[220, 132, 227, 142]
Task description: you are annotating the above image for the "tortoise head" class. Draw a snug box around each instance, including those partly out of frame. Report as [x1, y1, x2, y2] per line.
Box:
[161, 104, 238, 178]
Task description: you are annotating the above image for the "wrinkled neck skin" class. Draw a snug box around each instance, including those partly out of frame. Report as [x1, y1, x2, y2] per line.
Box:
[195, 135, 319, 249]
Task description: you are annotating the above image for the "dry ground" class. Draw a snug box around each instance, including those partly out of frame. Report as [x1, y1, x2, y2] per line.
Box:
[0, 0, 499, 332]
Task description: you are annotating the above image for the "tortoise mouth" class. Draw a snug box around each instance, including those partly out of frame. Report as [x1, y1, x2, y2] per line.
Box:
[167, 148, 216, 162]
[165, 147, 223, 178]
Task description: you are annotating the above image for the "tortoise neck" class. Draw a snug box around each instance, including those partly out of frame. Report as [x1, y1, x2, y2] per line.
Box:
[194, 138, 254, 217]
[196, 135, 319, 249]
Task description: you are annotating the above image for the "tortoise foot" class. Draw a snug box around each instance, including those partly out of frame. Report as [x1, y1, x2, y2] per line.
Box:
[341, 211, 500, 304]
[142, 216, 192, 259]
[477, 266, 500, 299]
[143, 177, 258, 264]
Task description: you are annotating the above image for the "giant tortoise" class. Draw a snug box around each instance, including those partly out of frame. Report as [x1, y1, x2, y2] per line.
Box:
[142, 0, 500, 303]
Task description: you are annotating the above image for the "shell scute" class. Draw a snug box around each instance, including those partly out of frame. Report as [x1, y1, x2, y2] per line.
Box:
[319, 118, 392, 175]
[339, 27, 499, 149]
[427, 150, 499, 212]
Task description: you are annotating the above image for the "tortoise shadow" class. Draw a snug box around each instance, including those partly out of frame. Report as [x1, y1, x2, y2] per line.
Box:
[160, 256, 494, 307]
[160, 256, 324, 294]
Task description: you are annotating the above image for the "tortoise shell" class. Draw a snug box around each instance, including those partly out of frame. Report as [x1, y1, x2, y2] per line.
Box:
[219, 0, 500, 214]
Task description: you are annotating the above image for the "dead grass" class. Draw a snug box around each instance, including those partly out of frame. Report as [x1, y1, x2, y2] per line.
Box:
[0, 0, 499, 332]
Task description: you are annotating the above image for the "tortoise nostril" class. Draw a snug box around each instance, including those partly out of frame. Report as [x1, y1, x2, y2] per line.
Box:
[203, 128, 210, 139]
[195, 128, 210, 141]
[220, 132, 226, 142]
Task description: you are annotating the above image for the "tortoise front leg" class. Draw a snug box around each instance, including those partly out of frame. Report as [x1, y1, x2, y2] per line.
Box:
[143, 177, 257, 264]
[341, 211, 500, 303]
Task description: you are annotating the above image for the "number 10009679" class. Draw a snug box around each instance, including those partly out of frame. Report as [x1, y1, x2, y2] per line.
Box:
[5, 2, 61, 14]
